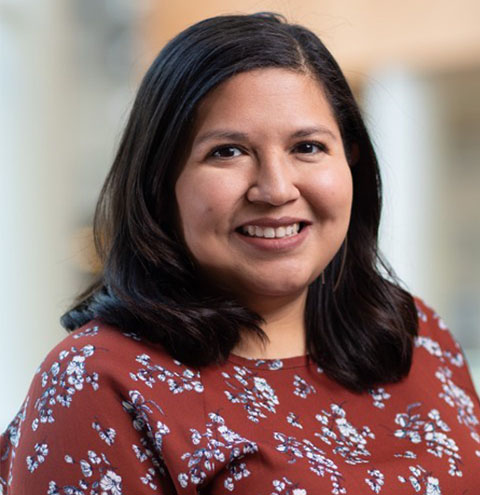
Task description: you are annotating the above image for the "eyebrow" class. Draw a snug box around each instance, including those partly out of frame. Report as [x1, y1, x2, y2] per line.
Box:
[194, 126, 337, 146]
[194, 130, 249, 146]
[291, 126, 337, 141]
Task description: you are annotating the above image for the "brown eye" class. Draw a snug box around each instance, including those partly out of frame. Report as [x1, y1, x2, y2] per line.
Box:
[294, 142, 326, 154]
[210, 146, 243, 158]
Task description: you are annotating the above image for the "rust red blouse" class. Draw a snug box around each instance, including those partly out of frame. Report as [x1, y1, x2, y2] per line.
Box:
[1, 299, 479, 494]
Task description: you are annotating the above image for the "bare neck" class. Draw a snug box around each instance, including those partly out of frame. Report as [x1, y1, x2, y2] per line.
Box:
[232, 291, 308, 360]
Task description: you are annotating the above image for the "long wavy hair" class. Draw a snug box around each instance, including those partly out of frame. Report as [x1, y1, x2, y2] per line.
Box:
[62, 12, 418, 392]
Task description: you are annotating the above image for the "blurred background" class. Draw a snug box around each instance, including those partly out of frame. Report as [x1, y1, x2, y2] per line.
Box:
[1, 0, 479, 430]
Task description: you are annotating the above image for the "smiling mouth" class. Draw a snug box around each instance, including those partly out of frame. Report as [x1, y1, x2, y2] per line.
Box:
[236, 222, 306, 239]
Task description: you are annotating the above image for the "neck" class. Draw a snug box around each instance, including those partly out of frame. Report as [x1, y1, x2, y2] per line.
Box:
[232, 291, 308, 360]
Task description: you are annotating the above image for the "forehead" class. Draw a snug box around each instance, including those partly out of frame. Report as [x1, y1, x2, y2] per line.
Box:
[191, 68, 340, 138]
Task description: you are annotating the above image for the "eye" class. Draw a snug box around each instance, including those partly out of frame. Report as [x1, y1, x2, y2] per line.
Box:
[209, 145, 244, 159]
[293, 141, 327, 154]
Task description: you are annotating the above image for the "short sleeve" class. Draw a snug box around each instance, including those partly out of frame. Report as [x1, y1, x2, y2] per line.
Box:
[0, 328, 178, 494]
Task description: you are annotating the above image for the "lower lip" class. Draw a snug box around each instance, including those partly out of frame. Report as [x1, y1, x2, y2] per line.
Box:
[234, 225, 310, 252]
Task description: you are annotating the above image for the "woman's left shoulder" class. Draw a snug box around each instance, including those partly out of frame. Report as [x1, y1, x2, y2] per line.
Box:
[413, 296, 463, 358]
[412, 296, 479, 399]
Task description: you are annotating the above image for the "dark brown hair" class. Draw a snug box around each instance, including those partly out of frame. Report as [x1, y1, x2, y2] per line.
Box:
[62, 13, 418, 392]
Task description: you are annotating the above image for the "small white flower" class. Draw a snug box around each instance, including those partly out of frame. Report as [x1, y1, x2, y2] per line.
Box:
[88, 450, 101, 464]
[47, 481, 60, 495]
[80, 459, 92, 477]
[178, 472, 188, 488]
[100, 470, 122, 495]
[59, 350, 70, 360]
[82, 344, 95, 357]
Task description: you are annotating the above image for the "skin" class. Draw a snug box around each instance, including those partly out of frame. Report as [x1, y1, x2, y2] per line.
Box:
[175, 68, 353, 359]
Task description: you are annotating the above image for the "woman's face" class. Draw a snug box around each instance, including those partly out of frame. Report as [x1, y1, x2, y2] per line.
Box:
[175, 68, 353, 307]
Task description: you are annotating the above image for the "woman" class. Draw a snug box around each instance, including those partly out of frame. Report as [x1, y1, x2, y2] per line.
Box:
[1, 12, 479, 494]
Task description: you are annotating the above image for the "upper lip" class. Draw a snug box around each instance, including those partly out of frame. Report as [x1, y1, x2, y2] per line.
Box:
[236, 216, 311, 229]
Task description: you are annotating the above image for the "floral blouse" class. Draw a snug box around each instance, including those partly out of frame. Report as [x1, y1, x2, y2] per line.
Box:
[1, 299, 479, 494]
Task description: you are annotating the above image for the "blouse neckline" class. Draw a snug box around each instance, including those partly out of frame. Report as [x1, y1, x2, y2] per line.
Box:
[227, 352, 311, 370]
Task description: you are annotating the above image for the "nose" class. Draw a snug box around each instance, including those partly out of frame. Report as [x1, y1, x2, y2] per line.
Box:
[246, 153, 300, 206]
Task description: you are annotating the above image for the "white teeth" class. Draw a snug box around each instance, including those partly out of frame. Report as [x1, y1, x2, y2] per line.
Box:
[241, 222, 301, 238]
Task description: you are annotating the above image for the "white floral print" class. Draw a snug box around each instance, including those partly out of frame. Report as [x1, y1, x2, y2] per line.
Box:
[417, 307, 428, 322]
[398, 464, 442, 494]
[254, 359, 284, 370]
[293, 375, 316, 399]
[222, 366, 279, 422]
[178, 412, 257, 490]
[32, 344, 99, 431]
[26, 442, 48, 472]
[368, 387, 391, 409]
[49, 451, 123, 495]
[274, 431, 345, 494]
[140, 466, 157, 490]
[122, 389, 170, 472]
[1, 299, 479, 494]
[365, 468, 384, 493]
[394, 450, 417, 459]
[415, 336, 464, 368]
[122, 390, 164, 432]
[415, 336, 444, 359]
[436, 366, 479, 431]
[130, 353, 204, 393]
[131, 435, 168, 477]
[270, 477, 307, 495]
[1, 397, 28, 488]
[73, 326, 100, 339]
[394, 403, 463, 476]
[92, 420, 116, 446]
[315, 403, 374, 464]
[287, 412, 303, 429]
[100, 470, 122, 495]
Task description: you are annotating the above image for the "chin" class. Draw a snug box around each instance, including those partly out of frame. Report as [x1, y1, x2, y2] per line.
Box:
[237, 274, 315, 300]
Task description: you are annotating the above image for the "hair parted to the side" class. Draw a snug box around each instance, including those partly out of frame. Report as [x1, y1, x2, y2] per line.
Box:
[61, 12, 418, 392]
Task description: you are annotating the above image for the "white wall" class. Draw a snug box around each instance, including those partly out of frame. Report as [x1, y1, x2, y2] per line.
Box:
[0, 0, 140, 432]
[363, 67, 480, 391]
[0, 0, 77, 429]
[364, 68, 436, 300]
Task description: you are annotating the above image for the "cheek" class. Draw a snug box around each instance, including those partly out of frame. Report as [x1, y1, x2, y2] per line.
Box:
[175, 171, 243, 241]
[175, 180, 210, 243]
[308, 165, 353, 216]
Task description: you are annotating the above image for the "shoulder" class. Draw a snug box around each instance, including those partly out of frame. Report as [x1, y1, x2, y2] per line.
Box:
[0, 322, 205, 492]
[413, 297, 464, 364]
[31, 320, 205, 403]
[412, 296, 479, 399]
[38, 321, 179, 381]
[414, 296, 449, 333]
[2, 320, 206, 442]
